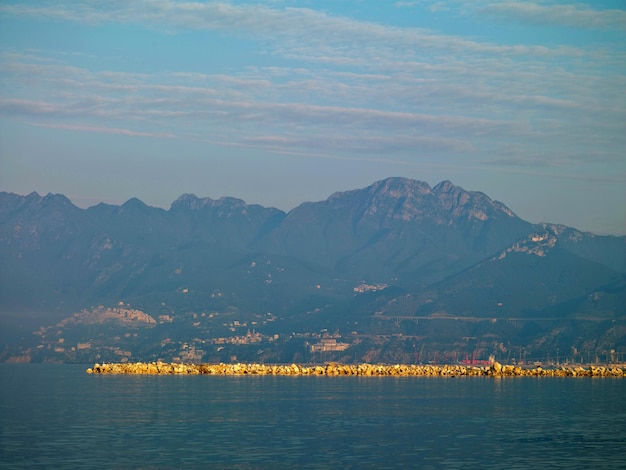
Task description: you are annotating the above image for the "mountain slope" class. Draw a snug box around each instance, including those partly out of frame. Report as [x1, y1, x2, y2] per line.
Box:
[256, 177, 533, 284]
[380, 227, 625, 320]
[1, 178, 624, 362]
[0, 191, 285, 318]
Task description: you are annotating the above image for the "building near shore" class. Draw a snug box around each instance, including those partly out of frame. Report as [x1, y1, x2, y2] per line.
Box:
[310, 338, 350, 353]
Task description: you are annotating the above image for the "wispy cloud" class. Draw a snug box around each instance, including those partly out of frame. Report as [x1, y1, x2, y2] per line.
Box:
[479, 1, 626, 31]
[0, 1, 597, 59]
[398, 1, 626, 31]
[0, 1, 624, 174]
[27, 121, 177, 139]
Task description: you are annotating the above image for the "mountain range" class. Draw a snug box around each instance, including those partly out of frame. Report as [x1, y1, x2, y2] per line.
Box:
[1, 177, 624, 364]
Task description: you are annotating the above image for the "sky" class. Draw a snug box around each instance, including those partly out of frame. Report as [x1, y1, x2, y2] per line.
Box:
[0, 1, 625, 235]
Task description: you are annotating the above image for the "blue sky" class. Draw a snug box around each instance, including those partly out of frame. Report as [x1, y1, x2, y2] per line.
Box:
[0, 1, 624, 235]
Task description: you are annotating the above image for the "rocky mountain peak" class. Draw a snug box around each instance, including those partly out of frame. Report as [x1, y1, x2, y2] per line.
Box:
[16, 192, 75, 211]
[114, 197, 156, 219]
[171, 194, 248, 212]
[25, 193, 80, 218]
[432, 180, 455, 194]
[321, 177, 519, 226]
[325, 177, 431, 205]
[121, 197, 148, 209]
[362, 177, 518, 225]
[431, 180, 518, 221]
[352, 178, 433, 223]
[170, 193, 202, 210]
[42, 192, 73, 205]
[367, 177, 432, 198]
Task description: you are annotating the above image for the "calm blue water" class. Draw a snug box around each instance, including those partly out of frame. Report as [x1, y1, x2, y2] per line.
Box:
[1, 365, 625, 469]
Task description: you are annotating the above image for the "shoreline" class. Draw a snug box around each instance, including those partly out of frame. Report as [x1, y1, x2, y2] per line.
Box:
[86, 362, 626, 377]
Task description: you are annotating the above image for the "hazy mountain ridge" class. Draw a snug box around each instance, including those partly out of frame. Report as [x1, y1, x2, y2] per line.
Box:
[256, 177, 535, 282]
[1, 178, 623, 311]
[1, 178, 624, 363]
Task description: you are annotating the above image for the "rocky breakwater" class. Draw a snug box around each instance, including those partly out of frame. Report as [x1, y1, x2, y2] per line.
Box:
[86, 362, 626, 377]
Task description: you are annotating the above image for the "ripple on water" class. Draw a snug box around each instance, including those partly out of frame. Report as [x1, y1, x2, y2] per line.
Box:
[0, 365, 625, 468]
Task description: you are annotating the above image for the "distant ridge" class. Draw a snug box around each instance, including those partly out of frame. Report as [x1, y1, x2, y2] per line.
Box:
[1, 178, 624, 364]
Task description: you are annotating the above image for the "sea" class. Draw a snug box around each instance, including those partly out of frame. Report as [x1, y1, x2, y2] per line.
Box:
[1, 364, 625, 469]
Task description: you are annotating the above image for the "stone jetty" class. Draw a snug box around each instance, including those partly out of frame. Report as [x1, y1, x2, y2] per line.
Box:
[86, 362, 626, 377]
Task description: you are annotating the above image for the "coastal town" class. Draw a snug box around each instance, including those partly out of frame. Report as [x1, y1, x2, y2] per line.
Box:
[4, 297, 623, 367]
[6, 301, 364, 364]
